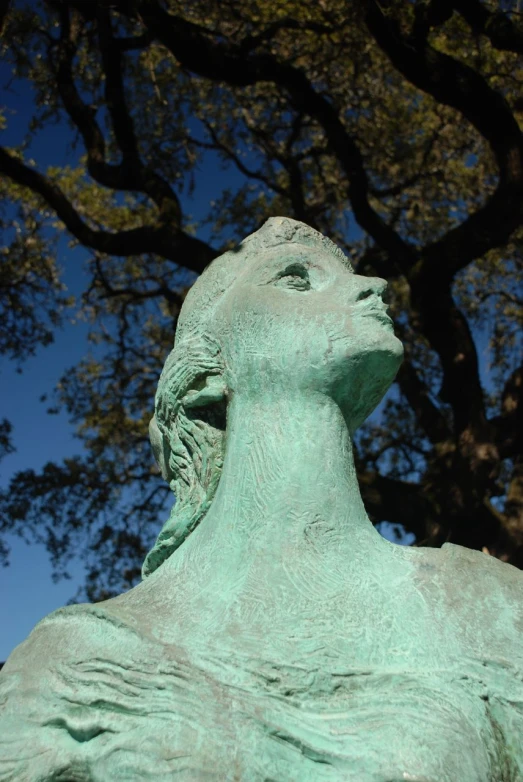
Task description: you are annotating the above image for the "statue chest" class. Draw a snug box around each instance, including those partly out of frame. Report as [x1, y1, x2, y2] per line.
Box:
[1, 591, 519, 782]
[166, 651, 500, 782]
[0, 643, 506, 782]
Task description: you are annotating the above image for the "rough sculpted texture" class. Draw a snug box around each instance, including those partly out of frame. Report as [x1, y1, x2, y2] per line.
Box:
[1, 218, 522, 781]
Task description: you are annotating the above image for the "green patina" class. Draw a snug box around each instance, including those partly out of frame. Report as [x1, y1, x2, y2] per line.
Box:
[1, 218, 522, 781]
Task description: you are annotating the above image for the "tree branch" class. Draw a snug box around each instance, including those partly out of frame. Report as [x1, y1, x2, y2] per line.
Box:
[116, 32, 153, 51]
[453, 0, 523, 54]
[48, 4, 182, 229]
[96, 8, 181, 227]
[238, 17, 338, 55]
[0, 0, 10, 36]
[194, 119, 285, 195]
[358, 469, 435, 542]
[0, 2, 219, 273]
[369, 121, 444, 198]
[396, 358, 452, 443]
[97, 9, 140, 165]
[0, 147, 215, 273]
[365, 0, 523, 279]
[363, 0, 523, 438]
[125, 0, 415, 267]
[93, 254, 183, 305]
[412, 284, 487, 434]
[491, 363, 523, 459]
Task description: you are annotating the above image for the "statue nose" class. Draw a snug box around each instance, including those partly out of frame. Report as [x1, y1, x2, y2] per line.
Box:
[355, 276, 387, 301]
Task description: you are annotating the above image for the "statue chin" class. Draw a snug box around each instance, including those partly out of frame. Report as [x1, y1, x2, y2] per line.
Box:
[1, 218, 522, 782]
[335, 337, 404, 431]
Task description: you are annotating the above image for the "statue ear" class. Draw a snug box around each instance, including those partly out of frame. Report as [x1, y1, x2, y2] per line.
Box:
[150, 375, 227, 480]
[149, 415, 172, 481]
[182, 374, 227, 409]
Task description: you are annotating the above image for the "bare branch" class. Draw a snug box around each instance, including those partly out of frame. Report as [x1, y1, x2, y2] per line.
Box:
[194, 120, 285, 195]
[93, 254, 182, 304]
[478, 290, 523, 307]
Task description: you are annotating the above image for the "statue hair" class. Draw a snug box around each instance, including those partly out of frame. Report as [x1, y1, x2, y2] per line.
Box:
[142, 217, 351, 577]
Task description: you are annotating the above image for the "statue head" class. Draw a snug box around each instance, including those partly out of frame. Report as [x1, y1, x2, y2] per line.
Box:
[142, 217, 403, 577]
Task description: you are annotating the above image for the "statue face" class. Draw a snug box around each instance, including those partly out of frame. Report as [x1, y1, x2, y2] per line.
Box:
[216, 245, 403, 429]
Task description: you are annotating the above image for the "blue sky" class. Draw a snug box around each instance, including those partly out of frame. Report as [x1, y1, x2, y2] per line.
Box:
[1, 65, 89, 660]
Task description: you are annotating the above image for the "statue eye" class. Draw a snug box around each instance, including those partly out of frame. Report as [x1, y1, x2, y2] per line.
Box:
[275, 263, 311, 291]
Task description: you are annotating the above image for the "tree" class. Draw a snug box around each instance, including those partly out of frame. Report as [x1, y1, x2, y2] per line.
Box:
[0, 0, 522, 601]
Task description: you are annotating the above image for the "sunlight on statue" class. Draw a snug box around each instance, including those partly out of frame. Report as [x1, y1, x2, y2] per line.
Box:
[1, 218, 522, 781]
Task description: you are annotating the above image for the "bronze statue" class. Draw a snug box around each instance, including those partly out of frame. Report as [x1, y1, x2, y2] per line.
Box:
[1, 218, 522, 781]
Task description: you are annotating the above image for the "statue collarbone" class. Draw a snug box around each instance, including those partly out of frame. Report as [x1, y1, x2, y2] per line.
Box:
[2, 218, 522, 782]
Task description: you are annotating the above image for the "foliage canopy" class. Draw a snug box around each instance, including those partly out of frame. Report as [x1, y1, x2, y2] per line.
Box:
[0, 0, 522, 600]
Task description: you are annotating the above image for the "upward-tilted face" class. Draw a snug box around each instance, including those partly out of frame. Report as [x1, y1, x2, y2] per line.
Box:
[215, 244, 404, 430]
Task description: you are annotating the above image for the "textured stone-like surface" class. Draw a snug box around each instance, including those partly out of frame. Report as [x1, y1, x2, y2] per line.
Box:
[1, 218, 522, 781]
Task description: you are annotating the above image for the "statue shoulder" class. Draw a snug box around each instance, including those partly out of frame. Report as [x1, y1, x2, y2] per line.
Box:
[441, 542, 523, 594]
[403, 542, 522, 660]
[2, 601, 144, 677]
[0, 604, 188, 781]
[441, 542, 523, 654]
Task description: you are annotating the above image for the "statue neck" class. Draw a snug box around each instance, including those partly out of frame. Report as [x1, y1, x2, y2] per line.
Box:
[133, 391, 397, 651]
[192, 390, 385, 568]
